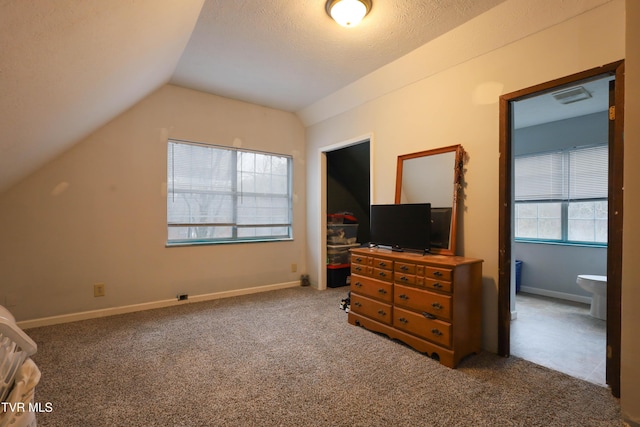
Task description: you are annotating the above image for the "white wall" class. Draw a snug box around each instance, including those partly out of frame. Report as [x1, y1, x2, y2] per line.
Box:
[622, 0, 640, 422]
[305, 0, 624, 359]
[0, 85, 307, 321]
[514, 243, 606, 301]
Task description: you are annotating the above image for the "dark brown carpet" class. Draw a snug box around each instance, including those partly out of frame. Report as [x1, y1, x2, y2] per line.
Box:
[27, 286, 621, 426]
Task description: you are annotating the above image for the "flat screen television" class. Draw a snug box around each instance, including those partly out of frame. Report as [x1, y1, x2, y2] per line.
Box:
[370, 203, 431, 254]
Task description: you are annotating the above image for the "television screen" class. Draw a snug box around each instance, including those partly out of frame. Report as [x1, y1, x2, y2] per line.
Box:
[429, 207, 452, 249]
[370, 203, 431, 253]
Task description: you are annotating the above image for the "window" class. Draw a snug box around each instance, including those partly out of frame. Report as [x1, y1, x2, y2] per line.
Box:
[167, 140, 293, 245]
[514, 145, 607, 245]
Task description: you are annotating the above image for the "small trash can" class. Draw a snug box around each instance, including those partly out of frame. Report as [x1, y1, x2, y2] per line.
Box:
[515, 260, 523, 293]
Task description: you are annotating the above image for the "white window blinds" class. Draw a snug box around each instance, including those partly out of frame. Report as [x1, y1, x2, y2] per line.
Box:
[167, 140, 292, 244]
[514, 152, 565, 201]
[515, 145, 608, 202]
[568, 145, 609, 200]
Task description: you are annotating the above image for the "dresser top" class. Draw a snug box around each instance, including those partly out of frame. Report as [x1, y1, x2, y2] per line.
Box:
[350, 247, 483, 267]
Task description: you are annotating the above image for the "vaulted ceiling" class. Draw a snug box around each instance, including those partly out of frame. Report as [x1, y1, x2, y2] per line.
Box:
[0, 0, 510, 194]
[170, 0, 507, 112]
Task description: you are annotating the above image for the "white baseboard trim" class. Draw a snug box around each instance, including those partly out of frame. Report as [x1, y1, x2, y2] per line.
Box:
[18, 281, 300, 330]
[518, 286, 591, 305]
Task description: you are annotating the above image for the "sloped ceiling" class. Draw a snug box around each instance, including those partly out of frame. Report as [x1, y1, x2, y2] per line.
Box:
[1, 0, 515, 194]
[170, 0, 506, 112]
[0, 0, 205, 193]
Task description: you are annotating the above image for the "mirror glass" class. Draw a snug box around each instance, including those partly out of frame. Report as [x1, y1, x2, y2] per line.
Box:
[395, 145, 464, 256]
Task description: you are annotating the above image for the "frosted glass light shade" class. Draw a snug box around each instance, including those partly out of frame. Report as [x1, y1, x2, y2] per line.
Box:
[326, 0, 371, 27]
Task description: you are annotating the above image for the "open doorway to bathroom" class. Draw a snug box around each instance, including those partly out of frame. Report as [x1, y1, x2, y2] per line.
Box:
[498, 61, 624, 397]
[509, 75, 611, 385]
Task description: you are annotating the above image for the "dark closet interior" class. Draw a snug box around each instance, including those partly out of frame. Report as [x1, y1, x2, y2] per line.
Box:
[326, 142, 371, 244]
[326, 141, 371, 288]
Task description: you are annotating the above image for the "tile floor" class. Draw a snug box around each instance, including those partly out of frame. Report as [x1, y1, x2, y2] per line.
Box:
[511, 292, 607, 386]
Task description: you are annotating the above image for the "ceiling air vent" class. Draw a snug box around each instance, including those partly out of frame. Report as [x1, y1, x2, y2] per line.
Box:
[551, 86, 592, 104]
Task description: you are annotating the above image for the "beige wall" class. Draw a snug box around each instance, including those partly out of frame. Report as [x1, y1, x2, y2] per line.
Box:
[0, 0, 636, 422]
[0, 85, 306, 321]
[622, 0, 640, 422]
[307, 0, 640, 421]
[306, 0, 624, 353]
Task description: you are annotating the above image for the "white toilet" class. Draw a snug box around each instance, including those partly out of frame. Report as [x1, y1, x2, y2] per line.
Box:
[576, 275, 607, 320]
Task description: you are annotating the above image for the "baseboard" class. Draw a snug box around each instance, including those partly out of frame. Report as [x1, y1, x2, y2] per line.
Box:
[18, 281, 300, 330]
[518, 286, 591, 305]
[623, 417, 640, 427]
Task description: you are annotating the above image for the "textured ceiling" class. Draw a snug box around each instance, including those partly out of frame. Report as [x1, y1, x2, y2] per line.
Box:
[170, 0, 507, 112]
[2, 0, 608, 195]
[0, 0, 507, 193]
[0, 0, 204, 193]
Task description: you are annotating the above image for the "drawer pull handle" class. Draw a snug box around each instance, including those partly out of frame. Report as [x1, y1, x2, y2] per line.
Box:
[422, 312, 436, 319]
[354, 282, 362, 287]
[355, 266, 362, 271]
[378, 271, 387, 277]
[354, 301, 362, 307]
[431, 328, 443, 336]
[400, 265, 409, 271]
[431, 302, 443, 310]
[433, 271, 443, 277]
[355, 257, 362, 262]
[399, 294, 409, 300]
[377, 288, 387, 295]
[377, 309, 387, 316]
[400, 276, 409, 282]
[399, 317, 408, 324]
[432, 282, 443, 289]
[378, 261, 387, 267]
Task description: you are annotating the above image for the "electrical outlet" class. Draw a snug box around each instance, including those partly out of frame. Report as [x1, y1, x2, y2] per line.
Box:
[94, 283, 105, 297]
[291, 263, 297, 273]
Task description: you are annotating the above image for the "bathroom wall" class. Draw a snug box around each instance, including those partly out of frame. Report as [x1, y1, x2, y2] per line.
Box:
[512, 111, 609, 302]
[513, 111, 608, 155]
[513, 243, 606, 302]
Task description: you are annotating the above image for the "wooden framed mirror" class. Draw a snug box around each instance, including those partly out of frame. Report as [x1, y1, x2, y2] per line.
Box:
[395, 144, 465, 256]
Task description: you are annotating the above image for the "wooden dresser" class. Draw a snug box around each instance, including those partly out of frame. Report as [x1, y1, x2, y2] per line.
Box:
[348, 247, 483, 368]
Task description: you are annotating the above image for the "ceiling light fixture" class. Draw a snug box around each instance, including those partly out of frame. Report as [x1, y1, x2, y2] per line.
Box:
[326, 0, 372, 27]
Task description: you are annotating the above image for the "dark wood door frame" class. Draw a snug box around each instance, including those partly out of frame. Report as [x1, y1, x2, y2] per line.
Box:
[498, 60, 624, 397]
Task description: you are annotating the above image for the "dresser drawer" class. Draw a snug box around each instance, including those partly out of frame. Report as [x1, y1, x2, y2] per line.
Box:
[350, 275, 393, 302]
[373, 267, 393, 282]
[394, 272, 416, 286]
[351, 254, 369, 266]
[395, 262, 416, 274]
[422, 277, 453, 293]
[351, 293, 392, 325]
[394, 306, 452, 348]
[351, 263, 371, 276]
[394, 283, 452, 321]
[424, 266, 452, 281]
[373, 257, 393, 271]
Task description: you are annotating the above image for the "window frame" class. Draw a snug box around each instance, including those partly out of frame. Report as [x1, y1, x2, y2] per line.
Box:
[166, 139, 293, 247]
[514, 144, 608, 247]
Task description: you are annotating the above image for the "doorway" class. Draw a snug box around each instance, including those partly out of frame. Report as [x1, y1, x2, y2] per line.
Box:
[319, 135, 373, 290]
[509, 75, 611, 385]
[498, 61, 624, 397]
